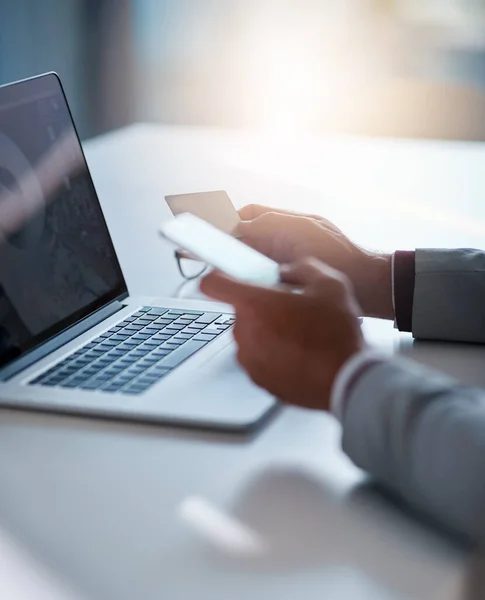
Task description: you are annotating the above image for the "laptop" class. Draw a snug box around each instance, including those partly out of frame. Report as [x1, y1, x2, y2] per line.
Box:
[0, 73, 276, 431]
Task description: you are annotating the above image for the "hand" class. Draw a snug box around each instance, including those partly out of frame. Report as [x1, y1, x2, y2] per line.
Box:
[237, 204, 393, 320]
[200, 258, 365, 411]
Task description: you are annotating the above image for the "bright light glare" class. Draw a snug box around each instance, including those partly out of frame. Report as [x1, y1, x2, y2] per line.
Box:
[260, 50, 319, 135]
[242, 7, 325, 138]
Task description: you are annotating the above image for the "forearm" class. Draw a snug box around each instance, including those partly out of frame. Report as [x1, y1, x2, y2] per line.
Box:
[340, 358, 485, 540]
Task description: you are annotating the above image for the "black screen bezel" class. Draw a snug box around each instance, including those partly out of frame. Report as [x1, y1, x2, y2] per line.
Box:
[0, 72, 128, 369]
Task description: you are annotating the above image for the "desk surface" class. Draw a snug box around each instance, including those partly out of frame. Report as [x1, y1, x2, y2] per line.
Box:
[1, 125, 484, 600]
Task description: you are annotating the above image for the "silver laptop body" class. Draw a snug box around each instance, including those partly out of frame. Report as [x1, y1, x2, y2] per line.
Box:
[0, 73, 276, 432]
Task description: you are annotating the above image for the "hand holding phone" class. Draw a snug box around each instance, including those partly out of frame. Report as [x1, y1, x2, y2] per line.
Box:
[160, 213, 280, 287]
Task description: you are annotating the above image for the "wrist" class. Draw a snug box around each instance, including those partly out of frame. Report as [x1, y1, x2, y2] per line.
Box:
[354, 252, 394, 319]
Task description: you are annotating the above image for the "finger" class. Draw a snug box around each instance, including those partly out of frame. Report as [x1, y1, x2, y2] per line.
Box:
[314, 215, 342, 234]
[238, 204, 275, 220]
[239, 211, 295, 236]
[238, 204, 308, 220]
[238, 203, 338, 228]
[239, 204, 314, 221]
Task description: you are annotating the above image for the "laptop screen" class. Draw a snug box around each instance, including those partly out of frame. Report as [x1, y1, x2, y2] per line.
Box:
[0, 74, 126, 369]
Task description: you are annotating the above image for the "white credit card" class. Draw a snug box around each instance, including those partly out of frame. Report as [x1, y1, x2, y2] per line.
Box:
[160, 213, 280, 287]
[165, 191, 240, 235]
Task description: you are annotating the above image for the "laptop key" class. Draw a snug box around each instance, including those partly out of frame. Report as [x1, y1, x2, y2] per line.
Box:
[152, 366, 170, 376]
[117, 342, 139, 351]
[148, 308, 168, 316]
[178, 314, 198, 321]
[176, 332, 195, 339]
[147, 323, 168, 331]
[175, 318, 193, 326]
[185, 322, 206, 330]
[143, 341, 162, 349]
[137, 358, 153, 366]
[135, 319, 153, 326]
[164, 324, 185, 332]
[102, 381, 126, 392]
[122, 385, 147, 395]
[162, 342, 179, 350]
[158, 340, 208, 369]
[202, 325, 223, 335]
[110, 335, 129, 342]
[155, 318, 174, 325]
[194, 333, 216, 342]
[42, 377, 65, 386]
[80, 381, 102, 390]
[143, 327, 162, 334]
[151, 350, 171, 358]
[62, 378, 88, 388]
[196, 313, 220, 324]
[127, 364, 146, 374]
[108, 325, 122, 332]
[153, 332, 171, 340]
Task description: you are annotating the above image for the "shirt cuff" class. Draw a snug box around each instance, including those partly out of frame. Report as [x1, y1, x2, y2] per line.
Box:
[394, 250, 416, 332]
[330, 349, 388, 422]
[391, 252, 396, 316]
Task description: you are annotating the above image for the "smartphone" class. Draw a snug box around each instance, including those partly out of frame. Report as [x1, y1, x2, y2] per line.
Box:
[160, 213, 280, 287]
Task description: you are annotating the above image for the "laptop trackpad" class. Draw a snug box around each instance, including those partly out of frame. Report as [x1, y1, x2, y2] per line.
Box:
[198, 340, 240, 374]
[172, 343, 276, 430]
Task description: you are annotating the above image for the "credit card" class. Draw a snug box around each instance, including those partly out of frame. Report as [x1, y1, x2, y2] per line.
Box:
[165, 191, 240, 236]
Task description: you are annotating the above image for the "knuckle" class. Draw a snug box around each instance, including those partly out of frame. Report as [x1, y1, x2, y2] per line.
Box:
[326, 272, 352, 297]
[243, 203, 259, 216]
[259, 211, 277, 223]
[293, 256, 324, 276]
[299, 256, 320, 269]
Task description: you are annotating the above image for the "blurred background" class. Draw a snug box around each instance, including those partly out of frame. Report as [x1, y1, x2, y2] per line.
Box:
[1, 0, 485, 141]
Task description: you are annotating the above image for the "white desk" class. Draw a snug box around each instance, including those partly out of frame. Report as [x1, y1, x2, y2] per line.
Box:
[0, 125, 484, 600]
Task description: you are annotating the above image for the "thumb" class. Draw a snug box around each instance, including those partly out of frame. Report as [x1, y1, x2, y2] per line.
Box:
[235, 220, 253, 237]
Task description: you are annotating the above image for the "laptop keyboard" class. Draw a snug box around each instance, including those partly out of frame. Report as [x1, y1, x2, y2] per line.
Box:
[30, 307, 234, 395]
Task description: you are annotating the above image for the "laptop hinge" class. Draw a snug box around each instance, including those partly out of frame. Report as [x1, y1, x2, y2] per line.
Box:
[0, 300, 126, 382]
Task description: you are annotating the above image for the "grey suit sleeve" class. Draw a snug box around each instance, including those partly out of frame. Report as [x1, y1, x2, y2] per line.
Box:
[413, 249, 485, 343]
[341, 358, 485, 540]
